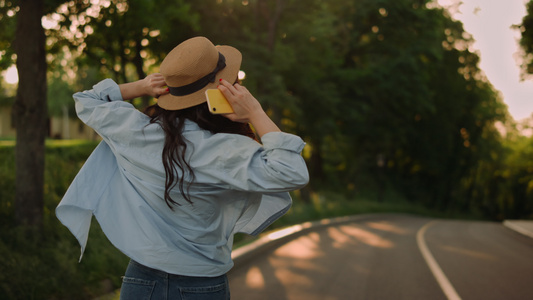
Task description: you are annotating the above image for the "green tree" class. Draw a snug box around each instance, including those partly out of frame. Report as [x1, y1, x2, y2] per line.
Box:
[517, 0, 533, 79]
[1, 0, 77, 228]
[172, 0, 509, 213]
[185, 0, 343, 194]
[49, 0, 199, 106]
[0, 1, 16, 71]
[0, 0, 201, 229]
[318, 0, 508, 213]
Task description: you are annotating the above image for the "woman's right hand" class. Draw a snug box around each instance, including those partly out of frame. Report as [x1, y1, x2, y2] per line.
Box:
[217, 79, 263, 123]
[218, 79, 281, 137]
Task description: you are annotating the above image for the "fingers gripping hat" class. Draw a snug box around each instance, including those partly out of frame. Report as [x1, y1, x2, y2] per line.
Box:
[157, 36, 242, 110]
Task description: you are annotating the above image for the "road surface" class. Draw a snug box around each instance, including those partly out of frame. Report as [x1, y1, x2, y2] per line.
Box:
[228, 214, 533, 300]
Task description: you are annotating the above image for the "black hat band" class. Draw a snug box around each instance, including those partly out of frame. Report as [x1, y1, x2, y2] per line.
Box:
[168, 52, 226, 96]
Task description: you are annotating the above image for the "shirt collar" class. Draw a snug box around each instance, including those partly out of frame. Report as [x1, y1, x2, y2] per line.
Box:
[183, 119, 201, 132]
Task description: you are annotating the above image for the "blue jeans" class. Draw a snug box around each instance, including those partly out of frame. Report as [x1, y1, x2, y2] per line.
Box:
[120, 260, 230, 300]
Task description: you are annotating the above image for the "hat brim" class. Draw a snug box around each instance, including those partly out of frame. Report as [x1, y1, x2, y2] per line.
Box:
[156, 45, 242, 111]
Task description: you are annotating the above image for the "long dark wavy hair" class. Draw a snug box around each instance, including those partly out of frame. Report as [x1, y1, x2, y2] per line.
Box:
[144, 102, 256, 209]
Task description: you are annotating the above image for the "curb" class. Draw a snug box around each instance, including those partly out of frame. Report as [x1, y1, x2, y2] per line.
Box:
[503, 220, 533, 239]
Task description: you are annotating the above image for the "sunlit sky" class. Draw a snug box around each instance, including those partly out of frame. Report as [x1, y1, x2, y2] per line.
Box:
[438, 0, 533, 121]
[2, 1, 533, 121]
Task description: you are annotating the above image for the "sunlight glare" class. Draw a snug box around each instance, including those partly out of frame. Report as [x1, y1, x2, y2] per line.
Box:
[42, 19, 55, 29]
[4, 65, 18, 84]
[274, 232, 321, 259]
[274, 268, 313, 288]
[245, 266, 265, 289]
[437, 0, 533, 121]
[365, 221, 408, 234]
[340, 225, 394, 248]
[328, 226, 353, 248]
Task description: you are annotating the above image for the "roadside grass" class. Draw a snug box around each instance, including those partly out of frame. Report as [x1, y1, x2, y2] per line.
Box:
[233, 188, 482, 248]
[0, 140, 481, 300]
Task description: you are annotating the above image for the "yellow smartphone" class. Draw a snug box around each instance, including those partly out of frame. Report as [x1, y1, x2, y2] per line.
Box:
[205, 89, 234, 114]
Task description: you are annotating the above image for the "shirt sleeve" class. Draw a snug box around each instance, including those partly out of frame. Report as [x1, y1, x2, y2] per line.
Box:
[193, 131, 310, 193]
[73, 79, 148, 144]
[254, 132, 309, 191]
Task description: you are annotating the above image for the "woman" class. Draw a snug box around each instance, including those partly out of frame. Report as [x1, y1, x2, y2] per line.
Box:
[56, 36, 308, 299]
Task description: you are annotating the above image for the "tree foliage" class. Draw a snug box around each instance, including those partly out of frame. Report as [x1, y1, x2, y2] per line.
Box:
[2, 0, 533, 298]
[2, 0, 531, 226]
[518, 0, 533, 79]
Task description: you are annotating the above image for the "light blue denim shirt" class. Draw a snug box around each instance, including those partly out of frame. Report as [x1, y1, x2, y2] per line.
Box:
[56, 79, 309, 277]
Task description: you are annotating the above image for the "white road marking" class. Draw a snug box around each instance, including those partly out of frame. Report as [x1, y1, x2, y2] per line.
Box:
[417, 221, 462, 300]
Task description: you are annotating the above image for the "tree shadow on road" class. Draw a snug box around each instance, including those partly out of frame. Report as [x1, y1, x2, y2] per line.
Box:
[228, 214, 431, 299]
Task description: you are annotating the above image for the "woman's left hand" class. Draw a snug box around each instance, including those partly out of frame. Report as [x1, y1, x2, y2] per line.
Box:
[217, 79, 264, 123]
[218, 79, 281, 137]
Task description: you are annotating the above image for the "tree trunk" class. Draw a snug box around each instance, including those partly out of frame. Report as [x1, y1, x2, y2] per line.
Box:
[309, 139, 325, 183]
[13, 0, 47, 228]
[254, 0, 285, 126]
[266, 0, 285, 53]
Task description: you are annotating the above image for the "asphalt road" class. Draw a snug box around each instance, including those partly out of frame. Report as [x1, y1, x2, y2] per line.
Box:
[228, 214, 533, 300]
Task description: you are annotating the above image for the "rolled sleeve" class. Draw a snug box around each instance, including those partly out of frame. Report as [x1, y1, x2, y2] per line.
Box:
[73, 79, 148, 144]
[74, 79, 128, 126]
[260, 131, 306, 153]
[83, 78, 124, 102]
[256, 132, 309, 191]
[196, 131, 309, 193]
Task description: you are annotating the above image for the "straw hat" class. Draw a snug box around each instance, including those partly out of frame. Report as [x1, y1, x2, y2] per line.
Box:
[157, 36, 242, 110]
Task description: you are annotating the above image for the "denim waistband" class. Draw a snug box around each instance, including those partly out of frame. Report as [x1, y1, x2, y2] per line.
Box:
[130, 260, 174, 278]
[129, 260, 226, 280]
[122, 260, 230, 299]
